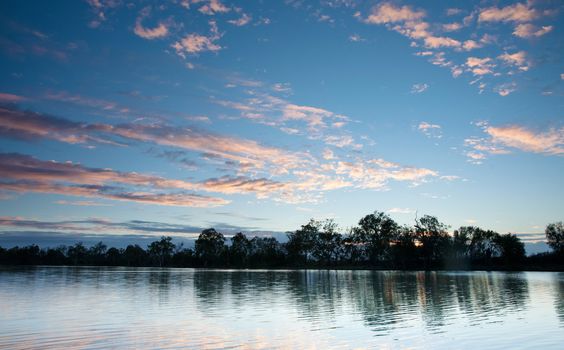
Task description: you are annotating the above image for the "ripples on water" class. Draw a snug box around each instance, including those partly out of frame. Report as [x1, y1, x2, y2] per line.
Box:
[0, 267, 563, 349]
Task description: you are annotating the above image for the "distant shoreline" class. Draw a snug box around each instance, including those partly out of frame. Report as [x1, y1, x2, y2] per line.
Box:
[2, 263, 564, 272]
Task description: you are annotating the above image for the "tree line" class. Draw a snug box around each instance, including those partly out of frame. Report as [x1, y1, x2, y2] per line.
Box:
[1, 212, 563, 270]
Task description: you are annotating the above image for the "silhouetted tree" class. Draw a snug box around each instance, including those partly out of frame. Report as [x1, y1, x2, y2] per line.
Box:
[67, 242, 88, 265]
[172, 248, 196, 266]
[105, 247, 122, 265]
[493, 233, 525, 265]
[286, 220, 317, 266]
[148, 236, 176, 267]
[453, 226, 499, 265]
[124, 244, 147, 266]
[546, 222, 564, 254]
[353, 211, 399, 265]
[391, 226, 418, 268]
[249, 236, 285, 267]
[89, 241, 107, 265]
[415, 215, 450, 267]
[195, 228, 226, 267]
[312, 219, 343, 265]
[230, 232, 251, 267]
[43, 246, 67, 265]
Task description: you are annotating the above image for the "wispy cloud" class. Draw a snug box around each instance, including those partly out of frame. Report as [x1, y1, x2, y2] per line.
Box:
[465, 122, 564, 162]
[134, 7, 169, 40]
[498, 51, 530, 71]
[478, 3, 539, 23]
[411, 83, 429, 94]
[228, 13, 251, 26]
[0, 152, 229, 207]
[486, 125, 564, 155]
[513, 23, 553, 38]
[387, 207, 414, 214]
[171, 21, 222, 56]
[0, 93, 26, 103]
[418, 122, 442, 139]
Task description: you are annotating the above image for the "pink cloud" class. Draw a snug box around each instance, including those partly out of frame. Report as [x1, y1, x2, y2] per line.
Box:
[513, 23, 553, 38]
[478, 3, 539, 23]
[486, 125, 564, 154]
[0, 93, 26, 103]
[365, 3, 425, 24]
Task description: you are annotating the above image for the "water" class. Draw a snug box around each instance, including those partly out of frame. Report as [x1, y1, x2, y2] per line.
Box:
[0, 267, 563, 349]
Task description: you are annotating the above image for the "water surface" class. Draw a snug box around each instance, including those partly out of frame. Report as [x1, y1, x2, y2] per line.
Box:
[0, 267, 563, 349]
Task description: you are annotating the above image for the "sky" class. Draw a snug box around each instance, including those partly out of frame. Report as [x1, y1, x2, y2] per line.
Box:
[0, 0, 563, 248]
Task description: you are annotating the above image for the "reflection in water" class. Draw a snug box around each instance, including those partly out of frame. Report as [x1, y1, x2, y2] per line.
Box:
[0, 267, 563, 349]
[555, 273, 564, 324]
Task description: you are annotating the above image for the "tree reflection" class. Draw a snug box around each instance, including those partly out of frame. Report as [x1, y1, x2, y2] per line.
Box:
[191, 270, 532, 336]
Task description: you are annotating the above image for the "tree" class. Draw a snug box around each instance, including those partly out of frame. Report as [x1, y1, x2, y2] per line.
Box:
[124, 244, 147, 266]
[249, 236, 285, 267]
[454, 226, 499, 263]
[312, 219, 343, 265]
[89, 241, 107, 265]
[546, 222, 564, 254]
[353, 211, 398, 264]
[415, 215, 450, 266]
[391, 226, 417, 268]
[148, 236, 176, 267]
[67, 242, 88, 265]
[195, 228, 226, 267]
[493, 233, 525, 264]
[230, 232, 251, 267]
[286, 220, 317, 265]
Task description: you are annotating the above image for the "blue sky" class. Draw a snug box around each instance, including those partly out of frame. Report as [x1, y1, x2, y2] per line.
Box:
[0, 0, 563, 246]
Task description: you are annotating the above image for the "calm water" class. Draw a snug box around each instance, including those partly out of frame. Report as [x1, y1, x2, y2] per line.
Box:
[0, 267, 563, 349]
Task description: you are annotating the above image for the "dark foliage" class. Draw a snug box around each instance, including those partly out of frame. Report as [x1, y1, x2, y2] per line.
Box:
[0, 211, 561, 270]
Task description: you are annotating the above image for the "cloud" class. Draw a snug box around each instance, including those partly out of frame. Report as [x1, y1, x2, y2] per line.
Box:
[387, 207, 414, 214]
[215, 89, 350, 136]
[513, 23, 553, 38]
[0, 93, 26, 103]
[411, 83, 429, 94]
[466, 57, 495, 76]
[332, 159, 438, 190]
[44, 91, 121, 111]
[494, 82, 517, 96]
[486, 125, 564, 155]
[423, 36, 461, 48]
[198, 0, 230, 15]
[0, 105, 309, 176]
[365, 3, 425, 24]
[323, 135, 361, 149]
[442, 23, 462, 32]
[498, 51, 530, 71]
[134, 7, 169, 39]
[363, 2, 460, 49]
[465, 122, 564, 162]
[0, 152, 229, 207]
[55, 200, 113, 206]
[172, 33, 221, 55]
[322, 149, 335, 160]
[171, 21, 222, 56]
[349, 34, 365, 42]
[0, 104, 451, 204]
[355, 1, 553, 89]
[418, 122, 442, 139]
[478, 3, 539, 23]
[0, 105, 96, 143]
[461, 40, 482, 51]
[272, 83, 292, 93]
[228, 13, 251, 26]
[200, 176, 288, 198]
[446, 8, 462, 16]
